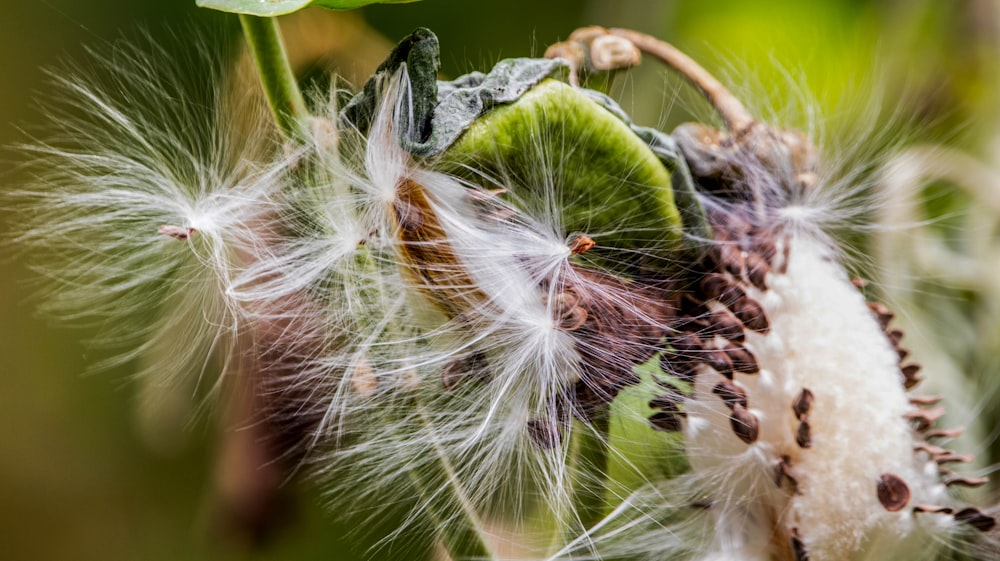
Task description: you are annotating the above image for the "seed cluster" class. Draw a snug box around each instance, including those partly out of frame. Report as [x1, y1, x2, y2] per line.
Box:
[558, 267, 673, 420]
[646, 207, 777, 448]
[856, 282, 997, 531]
[651, 114, 995, 557]
[385, 42, 998, 555]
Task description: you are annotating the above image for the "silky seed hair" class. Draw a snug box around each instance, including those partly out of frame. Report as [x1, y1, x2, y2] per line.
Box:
[12, 34, 288, 396]
[237, 69, 615, 542]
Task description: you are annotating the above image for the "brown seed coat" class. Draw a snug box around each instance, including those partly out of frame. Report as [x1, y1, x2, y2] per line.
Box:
[790, 528, 809, 561]
[795, 421, 812, 449]
[729, 404, 759, 444]
[954, 507, 997, 532]
[876, 473, 911, 512]
[712, 380, 748, 410]
[724, 344, 759, 374]
[650, 410, 684, 432]
[733, 298, 770, 333]
[792, 388, 814, 420]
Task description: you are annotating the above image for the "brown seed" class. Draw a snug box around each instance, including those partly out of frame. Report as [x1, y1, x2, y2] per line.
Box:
[697, 242, 722, 272]
[909, 395, 943, 406]
[670, 333, 703, 354]
[549, 290, 579, 310]
[913, 443, 949, 457]
[934, 453, 973, 465]
[699, 273, 732, 301]
[559, 306, 589, 331]
[791, 528, 809, 561]
[526, 418, 561, 450]
[876, 473, 911, 512]
[796, 420, 812, 448]
[913, 504, 955, 514]
[649, 394, 683, 410]
[792, 388, 814, 420]
[158, 224, 195, 240]
[753, 238, 778, 267]
[851, 277, 869, 288]
[704, 350, 734, 378]
[729, 404, 760, 444]
[717, 284, 749, 309]
[701, 274, 748, 308]
[896, 347, 910, 361]
[901, 364, 922, 379]
[732, 297, 770, 333]
[441, 351, 488, 391]
[724, 344, 759, 374]
[945, 476, 990, 488]
[679, 294, 711, 319]
[778, 242, 791, 274]
[649, 410, 684, 432]
[676, 315, 708, 333]
[775, 455, 799, 492]
[720, 244, 746, 278]
[867, 301, 895, 329]
[568, 234, 596, 254]
[925, 426, 965, 439]
[744, 252, 769, 291]
[655, 379, 688, 397]
[712, 380, 748, 410]
[708, 308, 746, 341]
[904, 406, 946, 431]
[660, 354, 698, 383]
[887, 329, 905, 346]
[954, 507, 997, 532]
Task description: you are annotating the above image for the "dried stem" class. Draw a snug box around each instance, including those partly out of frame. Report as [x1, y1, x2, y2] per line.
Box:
[608, 28, 756, 135]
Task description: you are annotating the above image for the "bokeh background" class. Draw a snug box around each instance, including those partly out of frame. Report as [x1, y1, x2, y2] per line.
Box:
[2, 1, 999, 560]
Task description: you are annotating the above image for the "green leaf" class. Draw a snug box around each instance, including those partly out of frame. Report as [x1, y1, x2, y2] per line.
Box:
[197, 0, 419, 17]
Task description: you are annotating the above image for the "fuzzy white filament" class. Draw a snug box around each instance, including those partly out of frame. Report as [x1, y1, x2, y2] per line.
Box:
[15, 38, 287, 396]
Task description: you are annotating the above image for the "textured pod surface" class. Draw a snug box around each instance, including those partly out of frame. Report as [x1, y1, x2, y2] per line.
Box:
[439, 79, 684, 274]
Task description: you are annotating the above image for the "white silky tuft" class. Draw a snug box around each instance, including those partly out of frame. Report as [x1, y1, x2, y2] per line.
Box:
[13, 35, 288, 396]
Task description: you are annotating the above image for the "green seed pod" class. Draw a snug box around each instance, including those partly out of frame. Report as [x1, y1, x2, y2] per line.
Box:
[437, 78, 684, 275]
[343, 28, 707, 280]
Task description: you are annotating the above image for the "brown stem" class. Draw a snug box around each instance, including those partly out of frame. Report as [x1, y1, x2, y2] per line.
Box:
[608, 28, 756, 135]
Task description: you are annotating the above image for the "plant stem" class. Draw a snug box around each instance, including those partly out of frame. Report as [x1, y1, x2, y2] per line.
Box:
[239, 14, 309, 140]
[565, 409, 612, 541]
[609, 27, 756, 135]
[414, 407, 497, 561]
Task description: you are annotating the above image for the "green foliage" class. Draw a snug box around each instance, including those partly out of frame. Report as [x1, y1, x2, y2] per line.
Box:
[197, 0, 419, 17]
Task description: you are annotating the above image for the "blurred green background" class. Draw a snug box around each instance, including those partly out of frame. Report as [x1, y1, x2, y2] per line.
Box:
[2, 1, 998, 560]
